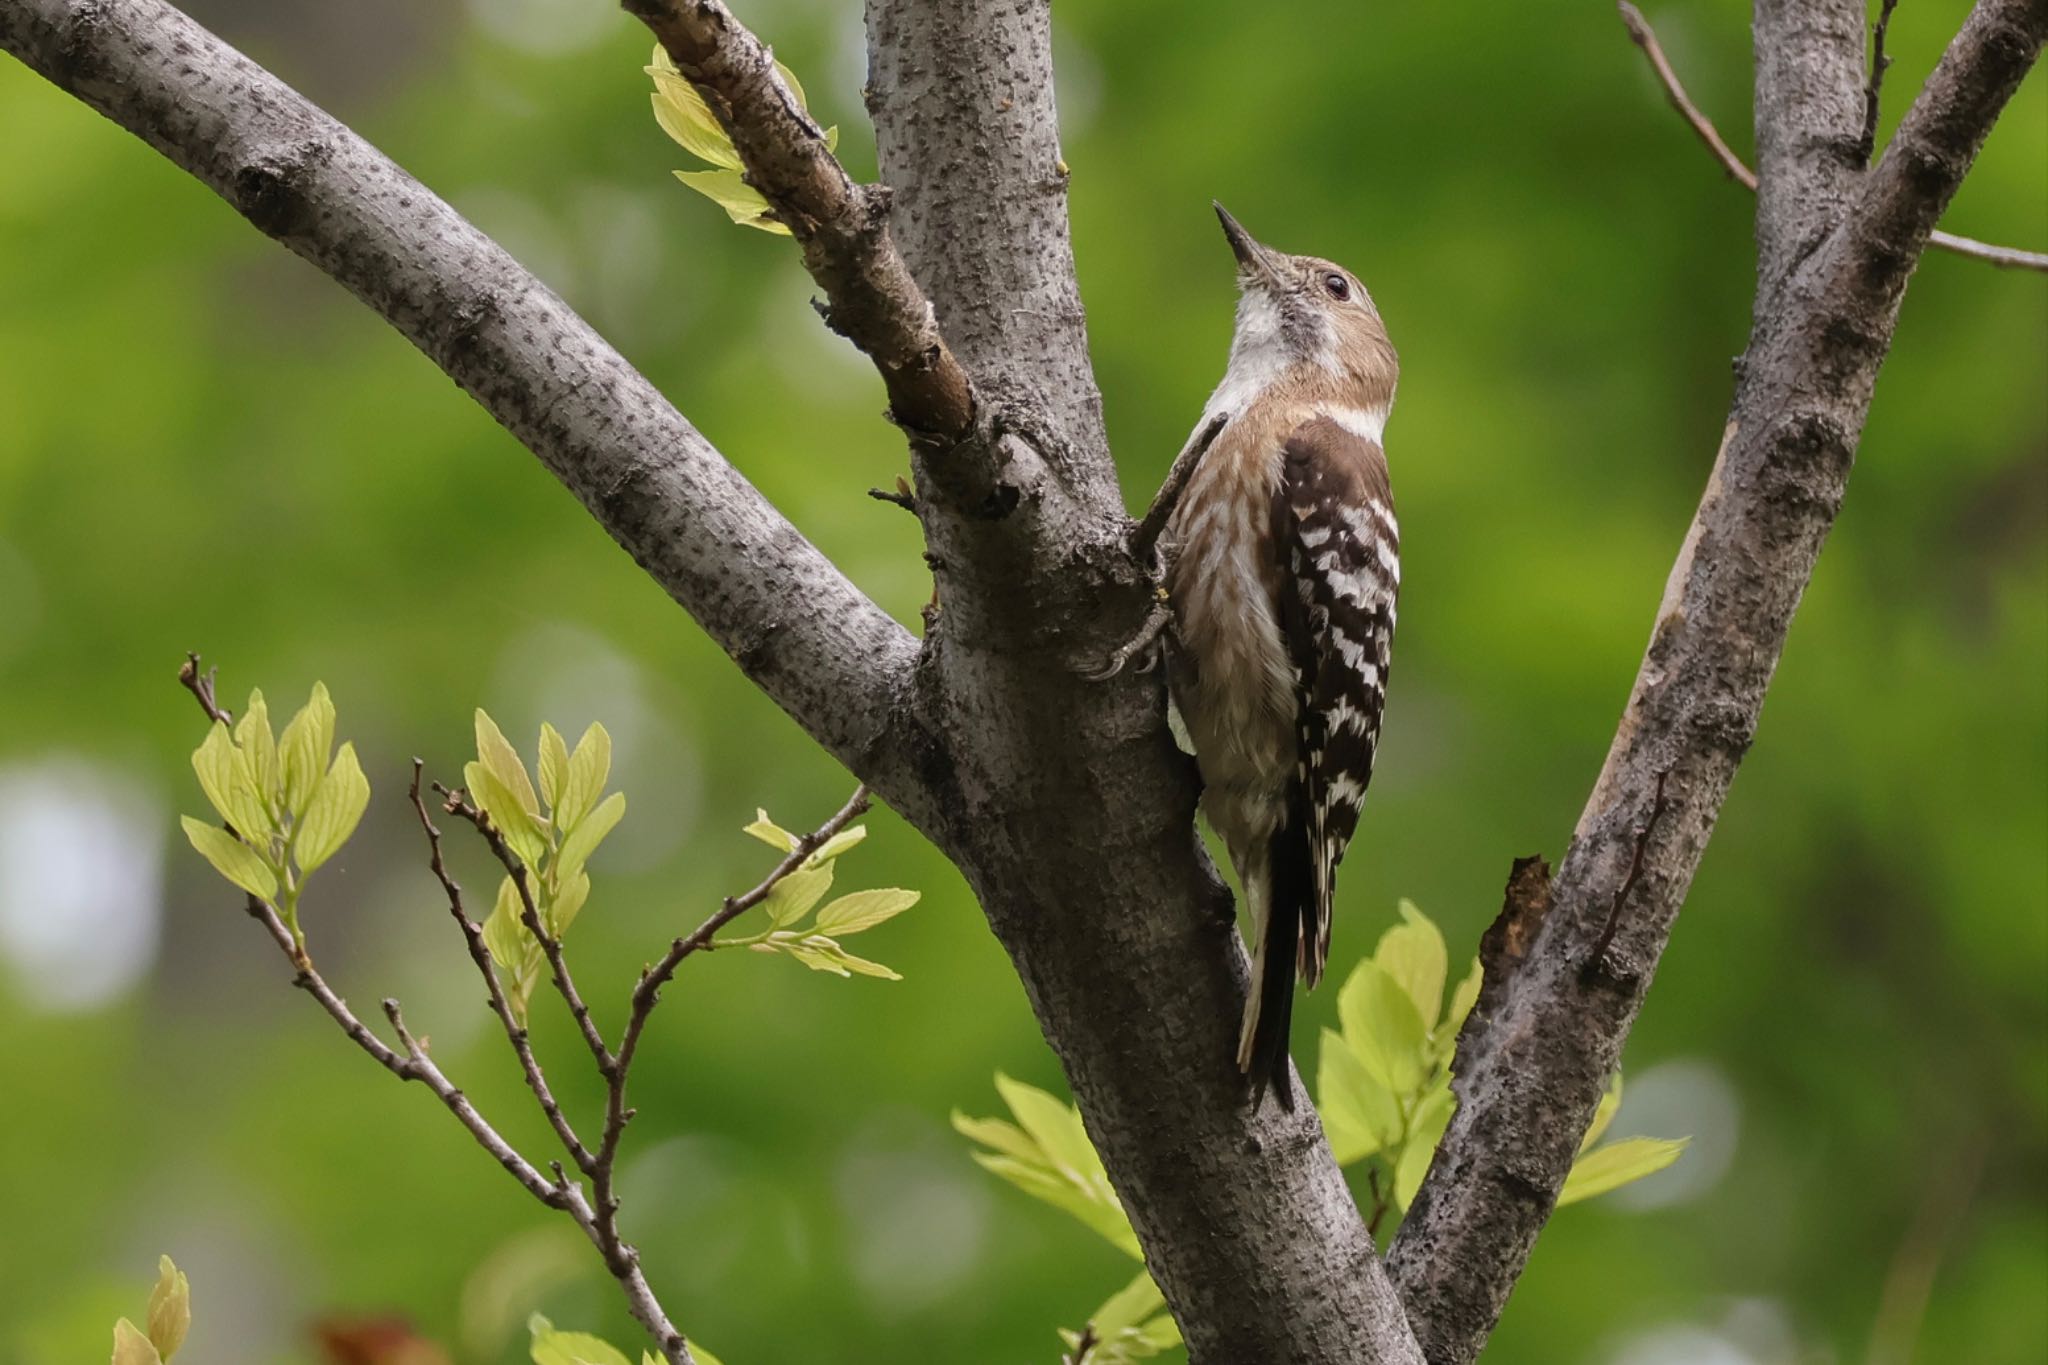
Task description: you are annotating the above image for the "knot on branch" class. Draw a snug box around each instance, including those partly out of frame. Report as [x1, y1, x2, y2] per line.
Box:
[233, 140, 332, 238]
[1451, 855, 1553, 1080]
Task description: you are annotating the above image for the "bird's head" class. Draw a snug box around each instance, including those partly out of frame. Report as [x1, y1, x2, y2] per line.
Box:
[1213, 202, 1398, 411]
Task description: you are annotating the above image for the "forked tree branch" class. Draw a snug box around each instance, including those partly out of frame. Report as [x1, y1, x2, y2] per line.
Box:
[1386, 3, 2045, 1360]
[1620, 2, 2048, 271]
[0, 0, 926, 811]
[178, 658, 883, 1363]
[179, 660, 699, 1363]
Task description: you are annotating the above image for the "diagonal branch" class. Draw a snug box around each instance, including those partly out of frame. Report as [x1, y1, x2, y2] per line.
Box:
[0, 0, 926, 813]
[1620, 2, 2048, 271]
[1387, 3, 2045, 1361]
[624, 0, 971, 444]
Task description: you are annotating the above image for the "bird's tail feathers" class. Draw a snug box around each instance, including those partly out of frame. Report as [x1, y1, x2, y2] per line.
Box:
[1238, 814, 1317, 1110]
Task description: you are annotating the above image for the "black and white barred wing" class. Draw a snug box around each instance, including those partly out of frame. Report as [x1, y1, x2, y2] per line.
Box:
[1272, 415, 1399, 986]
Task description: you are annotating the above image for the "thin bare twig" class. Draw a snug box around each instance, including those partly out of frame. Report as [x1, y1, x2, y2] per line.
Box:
[1133, 413, 1229, 565]
[1618, 2, 2048, 272]
[177, 657, 695, 1364]
[177, 652, 233, 725]
[1862, 0, 1902, 163]
[409, 762, 597, 1175]
[609, 784, 872, 1118]
[440, 787, 618, 1079]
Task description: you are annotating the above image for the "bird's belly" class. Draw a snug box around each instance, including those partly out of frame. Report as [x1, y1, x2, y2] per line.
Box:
[1169, 507, 1296, 862]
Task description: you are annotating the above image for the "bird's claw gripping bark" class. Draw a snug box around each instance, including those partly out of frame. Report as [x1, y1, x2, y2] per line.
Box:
[1085, 586, 1173, 682]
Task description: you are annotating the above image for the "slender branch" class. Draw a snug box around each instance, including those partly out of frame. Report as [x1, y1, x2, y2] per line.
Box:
[1862, 0, 1902, 162]
[408, 762, 597, 1176]
[247, 891, 567, 1207]
[601, 786, 871, 1171]
[1389, 4, 2045, 1359]
[1132, 414, 1229, 566]
[438, 788, 617, 1080]
[1619, 2, 2048, 271]
[622, 0, 972, 444]
[177, 662, 694, 1363]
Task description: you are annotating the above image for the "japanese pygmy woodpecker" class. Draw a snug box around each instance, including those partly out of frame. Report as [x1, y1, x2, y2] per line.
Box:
[1166, 204, 1400, 1107]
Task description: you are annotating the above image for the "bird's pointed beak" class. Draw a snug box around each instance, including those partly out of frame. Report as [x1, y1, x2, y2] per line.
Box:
[1214, 201, 1280, 287]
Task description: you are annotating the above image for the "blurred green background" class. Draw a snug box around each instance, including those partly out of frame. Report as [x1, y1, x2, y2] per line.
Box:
[1, 0, 2042, 1361]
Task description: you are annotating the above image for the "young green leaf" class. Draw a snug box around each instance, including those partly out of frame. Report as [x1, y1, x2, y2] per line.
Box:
[805, 823, 867, 865]
[554, 790, 625, 885]
[180, 817, 277, 900]
[1374, 900, 1448, 1035]
[1559, 1136, 1688, 1205]
[785, 943, 851, 976]
[556, 722, 612, 833]
[1337, 958, 1428, 1094]
[782, 945, 847, 978]
[466, 760, 549, 870]
[762, 865, 834, 928]
[236, 689, 279, 800]
[742, 808, 796, 852]
[994, 1073, 1106, 1190]
[1392, 1084, 1455, 1212]
[672, 170, 784, 233]
[191, 721, 271, 841]
[526, 1314, 632, 1365]
[551, 870, 591, 937]
[484, 876, 537, 1021]
[112, 1319, 162, 1365]
[538, 722, 570, 814]
[796, 935, 902, 980]
[949, 1110, 1041, 1164]
[1316, 1027, 1401, 1164]
[1581, 1073, 1624, 1154]
[968, 1152, 1143, 1260]
[812, 887, 917, 935]
[295, 741, 369, 874]
[646, 48, 743, 169]
[145, 1255, 189, 1361]
[484, 876, 528, 966]
[1090, 1268, 1167, 1337]
[474, 709, 541, 820]
[278, 682, 337, 818]
[1442, 957, 1483, 1044]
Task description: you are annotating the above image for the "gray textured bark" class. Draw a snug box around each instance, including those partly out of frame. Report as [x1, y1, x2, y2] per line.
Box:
[3, 0, 2039, 1361]
[1384, 3, 2047, 1362]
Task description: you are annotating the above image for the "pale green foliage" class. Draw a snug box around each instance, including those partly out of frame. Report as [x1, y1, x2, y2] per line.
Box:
[110, 1255, 189, 1365]
[527, 1314, 725, 1365]
[958, 901, 1689, 1360]
[1317, 902, 1687, 1215]
[181, 683, 370, 947]
[472, 714, 623, 1022]
[645, 45, 838, 234]
[1059, 1270, 1184, 1364]
[716, 810, 917, 979]
[952, 1077, 1179, 1352]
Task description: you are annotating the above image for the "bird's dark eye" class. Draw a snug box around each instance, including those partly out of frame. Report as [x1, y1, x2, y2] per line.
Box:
[1322, 272, 1350, 301]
